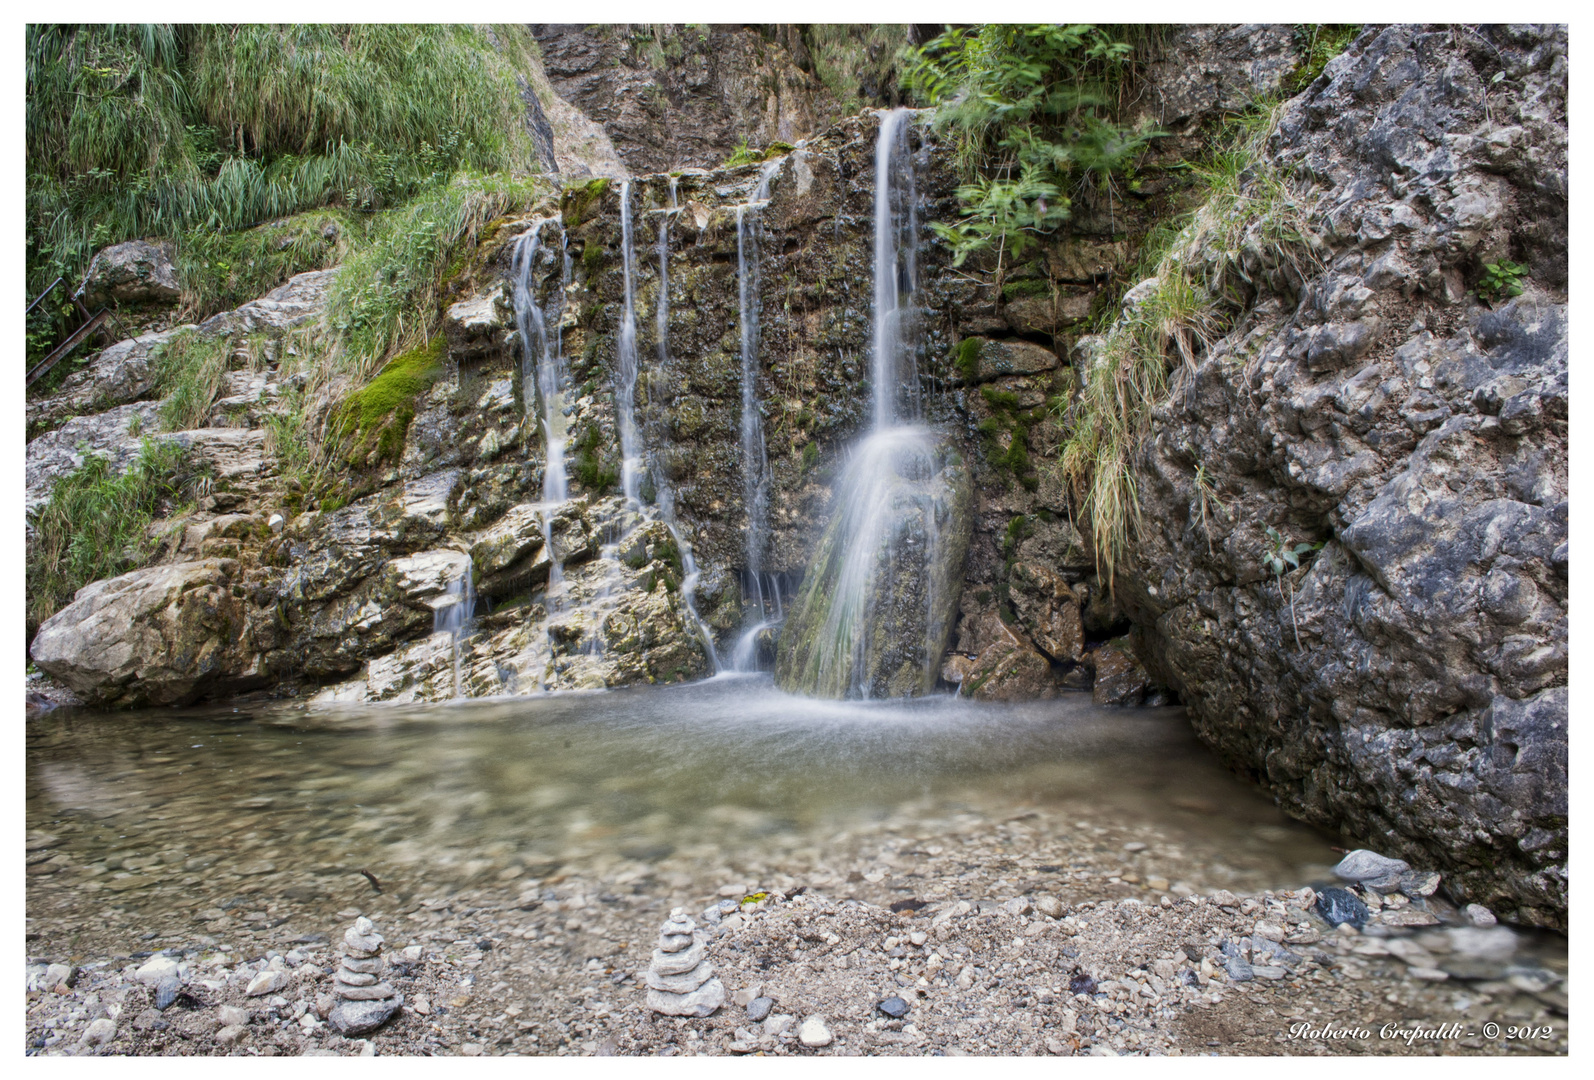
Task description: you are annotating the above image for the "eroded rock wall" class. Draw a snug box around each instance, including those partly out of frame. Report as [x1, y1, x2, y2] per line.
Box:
[1114, 26, 1568, 925]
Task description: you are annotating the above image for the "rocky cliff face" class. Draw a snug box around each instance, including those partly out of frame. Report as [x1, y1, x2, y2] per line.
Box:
[530, 25, 839, 176]
[1113, 26, 1568, 926]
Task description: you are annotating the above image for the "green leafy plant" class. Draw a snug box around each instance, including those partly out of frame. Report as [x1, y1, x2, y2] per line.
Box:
[1288, 25, 1361, 91]
[25, 23, 546, 351]
[1261, 525, 1323, 650]
[1475, 260, 1527, 303]
[905, 24, 1162, 269]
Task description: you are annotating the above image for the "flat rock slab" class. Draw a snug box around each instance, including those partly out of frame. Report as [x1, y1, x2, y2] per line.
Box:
[328, 994, 403, 1037]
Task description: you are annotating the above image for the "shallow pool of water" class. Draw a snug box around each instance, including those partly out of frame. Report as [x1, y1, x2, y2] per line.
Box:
[27, 677, 1342, 939]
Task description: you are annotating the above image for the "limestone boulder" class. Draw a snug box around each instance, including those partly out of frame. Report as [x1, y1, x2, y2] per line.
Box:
[25, 402, 163, 514]
[197, 269, 338, 337]
[1119, 26, 1568, 925]
[29, 559, 261, 707]
[76, 239, 180, 307]
[27, 325, 196, 434]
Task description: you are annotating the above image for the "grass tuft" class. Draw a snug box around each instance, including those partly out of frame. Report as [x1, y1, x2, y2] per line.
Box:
[1060, 100, 1323, 589]
[26, 438, 210, 639]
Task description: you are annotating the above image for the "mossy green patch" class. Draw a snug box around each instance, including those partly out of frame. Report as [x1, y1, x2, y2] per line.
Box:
[571, 422, 618, 493]
[1001, 277, 1050, 300]
[332, 336, 444, 469]
[953, 337, 984, 382]
[564, 177, 610, 227]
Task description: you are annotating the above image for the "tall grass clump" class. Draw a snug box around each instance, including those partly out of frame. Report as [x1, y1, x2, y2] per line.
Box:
[904, 24, 1165, 270]
[26, 24, 543, 357]
[1059, 102, 1326, 588]
[325, 172, 543, 377]
[26, 438, 210, 638]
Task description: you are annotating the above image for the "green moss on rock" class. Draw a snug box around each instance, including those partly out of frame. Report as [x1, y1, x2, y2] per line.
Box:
[333, 336, 444, 469]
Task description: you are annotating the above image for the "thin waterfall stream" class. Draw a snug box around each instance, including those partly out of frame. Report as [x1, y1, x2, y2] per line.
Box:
[729, 159, 784, 672]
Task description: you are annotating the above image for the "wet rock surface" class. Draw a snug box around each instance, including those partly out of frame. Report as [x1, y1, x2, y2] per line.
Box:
[1117, 25, 1568, 926]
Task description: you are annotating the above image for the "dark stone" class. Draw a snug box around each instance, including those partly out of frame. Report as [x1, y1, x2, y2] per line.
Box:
[1314, 887, 1370, 929]
[1068, 973, 1097, 996]
[888, 899, 928, 913]
[878, 996, 910, 1018]
[745, 996, 773, 1022]
[153, 975, 181, 1011]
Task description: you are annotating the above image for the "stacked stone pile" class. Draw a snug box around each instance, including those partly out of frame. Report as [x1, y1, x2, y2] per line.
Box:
[328, 916, 402, 1036]
[645, 908, 724, 1017]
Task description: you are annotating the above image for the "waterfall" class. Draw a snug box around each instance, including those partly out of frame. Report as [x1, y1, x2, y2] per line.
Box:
[511, 220, 571, 508]
[648, 175, 721, 673]
[616, 180, 644, 505]
[433, 570, 475, 699]
[775, 109, 971, 699]
[728, 159, 784, 671]
[872, 107, 920, 429]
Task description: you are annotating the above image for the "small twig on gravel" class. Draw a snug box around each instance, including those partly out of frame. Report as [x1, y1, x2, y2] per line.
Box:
[360, 870, 383, 894]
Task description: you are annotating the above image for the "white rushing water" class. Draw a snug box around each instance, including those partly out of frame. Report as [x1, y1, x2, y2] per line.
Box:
[871, 108, 919, 430]
[780, 109, 942, 697]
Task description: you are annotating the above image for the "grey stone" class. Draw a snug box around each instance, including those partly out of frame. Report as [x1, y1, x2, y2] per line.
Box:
[245, 970, 288, 997]
[1334, 849, 1411, 883]
[76, 239, 180, 306]
[745, 996, 773, 1022]
[877, 995, 910, 1018]
[336, 982, 397, 1001]
[1399, 870, 1442, 898]
[645, 961, 714, 994]
[646, 977, 724, 1018]
[153, 974, 182, 1010]
[650, 940, 706, 976]
[335, 971, 378, 987]
[1223, 956, 1254, 981]
[80, 1017, 118, 1047]
[217, 1005, 250, 1028]
[1314, 887, 1370, 929]
[328, 994, 403, 1037]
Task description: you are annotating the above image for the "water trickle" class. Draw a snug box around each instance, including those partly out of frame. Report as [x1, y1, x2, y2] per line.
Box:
[871, 107, 920, 429]
[616, 181, 644, 505]
[511, 220, 571, 508]
[433, 569, 476, 699]
[729, 159, 785, 671]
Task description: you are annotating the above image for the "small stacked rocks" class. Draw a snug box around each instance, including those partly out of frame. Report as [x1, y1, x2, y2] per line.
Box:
[328, 916, 403, 1036]
[645, 908, 724, 1017]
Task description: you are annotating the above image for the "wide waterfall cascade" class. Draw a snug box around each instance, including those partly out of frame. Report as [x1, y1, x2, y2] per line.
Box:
[775, 109, 970, 699]
[433, 570, 476, 699]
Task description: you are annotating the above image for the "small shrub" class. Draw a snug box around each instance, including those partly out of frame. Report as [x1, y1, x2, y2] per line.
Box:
[1476, 260, 1527, 303]
[151, 330, 232, 431]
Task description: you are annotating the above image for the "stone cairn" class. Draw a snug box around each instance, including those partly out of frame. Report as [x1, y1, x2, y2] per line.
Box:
[329, 916, 403, 1036]
[645, 908, 724, 1017]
